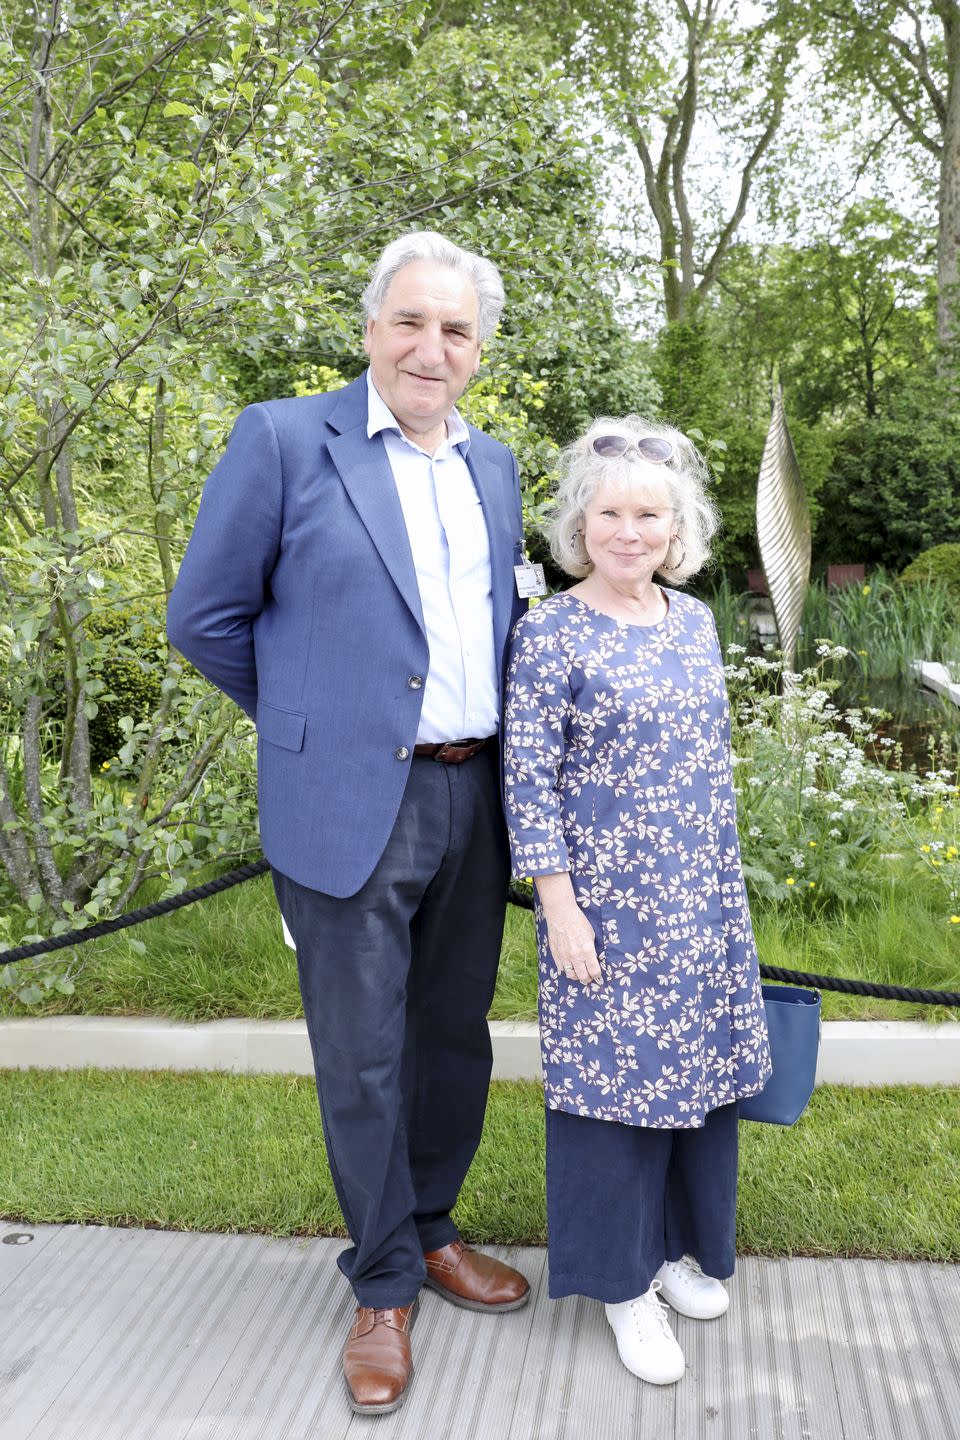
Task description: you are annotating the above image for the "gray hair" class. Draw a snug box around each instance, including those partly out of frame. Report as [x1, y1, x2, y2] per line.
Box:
[547, 416, 720, 584]
[361, 231, 505, 343]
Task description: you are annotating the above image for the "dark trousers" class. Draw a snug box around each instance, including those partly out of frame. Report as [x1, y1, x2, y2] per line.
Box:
[272, 746, 509, 1308]
[545, 1102, 739, 1303]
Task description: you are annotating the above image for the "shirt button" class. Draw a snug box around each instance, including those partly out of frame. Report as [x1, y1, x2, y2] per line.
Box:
[407, 675, 423, 689]
[395, 746, 410, 761]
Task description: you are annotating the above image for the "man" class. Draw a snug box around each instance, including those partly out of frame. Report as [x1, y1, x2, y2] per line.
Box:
[167, 232, 530, 1416]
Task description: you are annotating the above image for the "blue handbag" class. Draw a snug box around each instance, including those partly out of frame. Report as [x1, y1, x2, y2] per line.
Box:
[739, 983, 822, 1125]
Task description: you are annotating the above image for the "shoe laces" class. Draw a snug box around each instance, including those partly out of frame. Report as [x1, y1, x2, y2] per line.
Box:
[676, 1254, 705, 1279]
[630, 1281, 674, 1340]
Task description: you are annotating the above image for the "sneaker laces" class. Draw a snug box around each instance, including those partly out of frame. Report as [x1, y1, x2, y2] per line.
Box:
[630, 1281, 674, 1340]
[677, 1254, 705, 1279]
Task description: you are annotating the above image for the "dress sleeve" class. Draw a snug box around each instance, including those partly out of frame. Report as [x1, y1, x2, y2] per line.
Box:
[503, 610, 573, 879]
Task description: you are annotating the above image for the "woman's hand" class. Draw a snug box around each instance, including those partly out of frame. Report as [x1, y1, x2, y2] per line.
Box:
[534, 872, 603, 985]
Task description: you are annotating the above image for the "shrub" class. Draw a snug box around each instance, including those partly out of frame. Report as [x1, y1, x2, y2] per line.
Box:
[84, 605, 165, 769]
[814, 378, 960, 570]
[900, 544, 960, 599]
[723, 644, 958, 915]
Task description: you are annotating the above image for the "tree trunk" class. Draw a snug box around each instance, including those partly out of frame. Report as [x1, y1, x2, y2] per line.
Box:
[937, 10, 960, 355]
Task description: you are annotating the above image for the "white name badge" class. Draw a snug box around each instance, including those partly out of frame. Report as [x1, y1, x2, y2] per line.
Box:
[514, 561, 547, 598]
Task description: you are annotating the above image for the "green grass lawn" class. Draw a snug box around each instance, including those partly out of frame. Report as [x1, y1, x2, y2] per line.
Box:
[2, 872, 957, 1022]
[1, 1070, 957, 1260]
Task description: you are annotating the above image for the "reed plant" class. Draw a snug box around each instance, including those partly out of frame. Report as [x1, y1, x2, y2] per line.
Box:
[699, 572, 752, 656]
[702, 569, 960, 682]
[798, 569, 960, 680]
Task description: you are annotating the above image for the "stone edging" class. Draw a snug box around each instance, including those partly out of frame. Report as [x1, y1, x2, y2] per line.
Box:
[914, 658, 960, 707]
[1, 1016, 958, 1086]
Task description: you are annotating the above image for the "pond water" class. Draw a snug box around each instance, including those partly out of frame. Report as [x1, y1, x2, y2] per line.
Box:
[834, 674, 960, 772]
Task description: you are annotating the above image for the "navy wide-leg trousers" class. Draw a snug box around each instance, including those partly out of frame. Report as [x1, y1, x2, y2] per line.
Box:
[545, 1102, 740, 1302]
[272, 746, 508, 1308]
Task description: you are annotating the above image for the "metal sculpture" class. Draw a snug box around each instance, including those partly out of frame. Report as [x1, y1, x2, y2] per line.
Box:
[756, 385, 810, 673]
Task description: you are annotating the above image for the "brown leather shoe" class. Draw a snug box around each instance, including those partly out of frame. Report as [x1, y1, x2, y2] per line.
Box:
[423, 1240, 530, 1312]
[342, 1302, 416, 1415]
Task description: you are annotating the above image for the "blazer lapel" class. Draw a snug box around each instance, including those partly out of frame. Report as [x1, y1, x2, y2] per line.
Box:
[327, 380, 425, 637]
[466, 439, 515, 673]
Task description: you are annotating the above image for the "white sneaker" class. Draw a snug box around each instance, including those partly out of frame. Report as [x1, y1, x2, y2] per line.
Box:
[655, 1255, 729, 1320]
[604, 1281, 685, 1385]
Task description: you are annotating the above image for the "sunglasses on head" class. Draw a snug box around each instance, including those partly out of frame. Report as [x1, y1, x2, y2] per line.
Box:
[590, 434, 675, 464]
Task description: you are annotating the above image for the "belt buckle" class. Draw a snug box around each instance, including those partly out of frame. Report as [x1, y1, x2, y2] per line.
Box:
[435, 739, 484, 763]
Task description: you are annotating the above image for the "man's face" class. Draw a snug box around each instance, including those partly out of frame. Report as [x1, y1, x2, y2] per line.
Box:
[364, 260, 482, 438]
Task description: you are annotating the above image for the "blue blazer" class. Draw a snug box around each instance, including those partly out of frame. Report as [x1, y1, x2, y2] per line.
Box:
[167, 372, 526, 897]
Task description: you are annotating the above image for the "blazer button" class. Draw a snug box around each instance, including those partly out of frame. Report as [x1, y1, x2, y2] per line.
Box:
[407, 675, 423, 689]
[395, 746, 410, 761]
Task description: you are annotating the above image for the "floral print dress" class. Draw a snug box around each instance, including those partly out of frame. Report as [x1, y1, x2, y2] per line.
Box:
[504, 589, 771, 1128]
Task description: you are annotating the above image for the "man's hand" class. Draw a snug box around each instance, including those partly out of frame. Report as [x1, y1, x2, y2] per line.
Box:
[534, 872, 602, 986]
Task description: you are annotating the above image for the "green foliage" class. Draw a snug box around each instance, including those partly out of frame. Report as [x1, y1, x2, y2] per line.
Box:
[0, 0, 658, 1006]
[653, 318, 727, 427]
[81, 606, 165, 770]
[535, 0, 800, 324]
[722, 645, 959, 920]
[900, 544, 960, 598]
[795, 0, 955, 349]
[816, 377, 960, 569]
[652, 319, 832, 576]
[795, 569, 960, 680]
[712, 209, 935, 429]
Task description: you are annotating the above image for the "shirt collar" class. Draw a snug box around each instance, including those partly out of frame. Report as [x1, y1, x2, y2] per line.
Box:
[366, 370, 470, 455]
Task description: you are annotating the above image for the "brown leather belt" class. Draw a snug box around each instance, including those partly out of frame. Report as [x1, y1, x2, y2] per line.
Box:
[413, 736, 496, 764]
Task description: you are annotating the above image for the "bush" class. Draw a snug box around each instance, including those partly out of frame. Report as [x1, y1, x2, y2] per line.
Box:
[88, 606, 166, 768]
[900, 543, 960, 598]
[722, 645, 958, 915]
[814, 378, 960, 570]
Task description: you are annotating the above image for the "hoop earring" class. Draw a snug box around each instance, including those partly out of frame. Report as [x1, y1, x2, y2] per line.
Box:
[662, 537, 686, 572]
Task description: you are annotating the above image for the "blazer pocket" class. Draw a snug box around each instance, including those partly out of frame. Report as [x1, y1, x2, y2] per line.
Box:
[256, 700, 306, 752]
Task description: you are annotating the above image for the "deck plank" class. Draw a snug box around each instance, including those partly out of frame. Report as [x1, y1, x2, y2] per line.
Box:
[2, 1222, 956, 1440]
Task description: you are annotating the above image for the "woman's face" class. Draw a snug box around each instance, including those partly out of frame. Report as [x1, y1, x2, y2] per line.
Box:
[580, 476, 675, 589]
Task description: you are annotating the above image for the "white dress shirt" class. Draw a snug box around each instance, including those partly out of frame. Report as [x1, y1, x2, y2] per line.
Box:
[366, 373, 498, 743]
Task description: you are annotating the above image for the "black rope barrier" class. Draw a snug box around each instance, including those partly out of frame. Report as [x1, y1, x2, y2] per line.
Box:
[507, 884, 960, 1006]
[1, 861, 958, 1006]
[0, 859, 270, 963]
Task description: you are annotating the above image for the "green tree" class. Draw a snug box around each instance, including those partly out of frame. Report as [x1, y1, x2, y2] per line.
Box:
[802, 0, 960, 355]
[816, 375, 960, 568]
[711, 205, 935, 426]
[0, 0, 662, 1005]
[0, 0, 631, 995]
[521, 0, 800, 323]
[650, 206, 937, 575]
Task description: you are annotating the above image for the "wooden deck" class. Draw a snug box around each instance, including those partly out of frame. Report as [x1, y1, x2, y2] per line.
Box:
[2, 1221, 957, 1439]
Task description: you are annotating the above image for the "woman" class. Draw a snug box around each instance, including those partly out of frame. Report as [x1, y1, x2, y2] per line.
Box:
[504, 417, 771, 1386]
